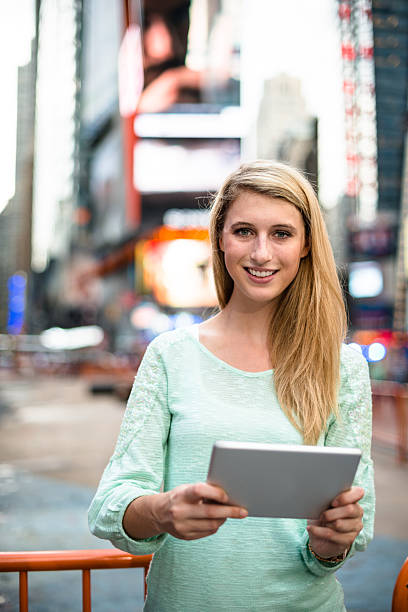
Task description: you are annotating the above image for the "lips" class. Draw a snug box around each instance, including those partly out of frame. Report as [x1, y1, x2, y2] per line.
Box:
[246, 267, 277, 278]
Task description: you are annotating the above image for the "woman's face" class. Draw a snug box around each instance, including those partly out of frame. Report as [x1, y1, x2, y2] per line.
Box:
[219, 191, 309, 310]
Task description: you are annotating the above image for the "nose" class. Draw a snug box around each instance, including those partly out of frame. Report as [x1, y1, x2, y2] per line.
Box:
[250, 234, 272, 265]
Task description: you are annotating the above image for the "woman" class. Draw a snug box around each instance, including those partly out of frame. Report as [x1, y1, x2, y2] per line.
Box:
[88, 160, 375, 611]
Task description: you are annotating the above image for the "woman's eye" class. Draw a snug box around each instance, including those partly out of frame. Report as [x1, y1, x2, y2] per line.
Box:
[275, 230, 290, 239]
[235, 228, 252, 237]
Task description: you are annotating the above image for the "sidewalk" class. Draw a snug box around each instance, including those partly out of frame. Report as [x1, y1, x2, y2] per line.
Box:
[0, 467, 145, 612]
[0, 375, 407, 611]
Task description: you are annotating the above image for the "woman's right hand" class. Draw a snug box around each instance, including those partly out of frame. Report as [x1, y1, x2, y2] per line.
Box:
[152, 482, 248, 541]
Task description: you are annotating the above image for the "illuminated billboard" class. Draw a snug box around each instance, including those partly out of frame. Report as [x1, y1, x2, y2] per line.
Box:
[120, 0, 244, 225]
[134, 0, 241, 114]
[136, 227, 217, 308]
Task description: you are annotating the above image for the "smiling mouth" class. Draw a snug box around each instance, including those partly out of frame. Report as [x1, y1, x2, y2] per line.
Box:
[246, 268, 277, 278]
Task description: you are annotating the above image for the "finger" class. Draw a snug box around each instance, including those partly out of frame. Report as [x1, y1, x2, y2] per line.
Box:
[307, 524, 357, 545]
[323, 517, 363, 534]
[178, 518, 227, 539]
[189, 517, 227, 532]
[184, 482, 229, 505]
[331, 486, 364, 508]
[321, 502, 363, 523]
[198, 503, 248, 520]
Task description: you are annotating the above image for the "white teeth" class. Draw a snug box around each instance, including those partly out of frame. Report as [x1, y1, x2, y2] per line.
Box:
[248, 268, 275, 278]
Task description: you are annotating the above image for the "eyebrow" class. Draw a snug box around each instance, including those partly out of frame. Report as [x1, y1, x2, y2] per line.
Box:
[229, 221, 298, 231]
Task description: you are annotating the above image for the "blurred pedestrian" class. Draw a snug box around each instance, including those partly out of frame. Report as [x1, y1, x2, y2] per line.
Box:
[89, 160, 375, 611]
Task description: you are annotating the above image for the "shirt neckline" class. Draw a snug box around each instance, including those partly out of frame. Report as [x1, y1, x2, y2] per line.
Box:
[186, 324, 274, 378]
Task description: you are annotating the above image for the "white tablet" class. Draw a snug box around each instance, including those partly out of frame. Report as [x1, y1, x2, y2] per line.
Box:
[206, 441, 361, 519]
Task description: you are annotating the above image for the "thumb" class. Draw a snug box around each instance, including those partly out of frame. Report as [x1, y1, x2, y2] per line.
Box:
[184, 482, 228, 504]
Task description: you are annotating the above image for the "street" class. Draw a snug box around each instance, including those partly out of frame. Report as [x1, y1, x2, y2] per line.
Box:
[0, 373, 407, 611]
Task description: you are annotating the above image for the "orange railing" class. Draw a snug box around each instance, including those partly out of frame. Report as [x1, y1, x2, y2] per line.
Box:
[1, 547, 406, 610]
[0, 549, 152, 612]
[392, 556, 408, 611]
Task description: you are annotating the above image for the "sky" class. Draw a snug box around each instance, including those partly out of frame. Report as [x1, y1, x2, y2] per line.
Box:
[242, 0, 346, 209]
[0, 0, 35, 215]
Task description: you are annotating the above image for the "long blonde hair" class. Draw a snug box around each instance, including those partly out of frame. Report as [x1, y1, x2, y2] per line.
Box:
[209, 160, 347, 444]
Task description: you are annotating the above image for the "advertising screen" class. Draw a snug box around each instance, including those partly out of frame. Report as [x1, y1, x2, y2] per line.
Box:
[136, 0, 241, 114]
[136, 228, 217, 308]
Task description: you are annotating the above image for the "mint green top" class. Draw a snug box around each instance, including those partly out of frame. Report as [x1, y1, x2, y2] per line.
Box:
[88, 325, 375, 612]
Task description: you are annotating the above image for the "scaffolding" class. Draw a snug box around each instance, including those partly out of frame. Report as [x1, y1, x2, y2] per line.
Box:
[337, 0, 378, 224]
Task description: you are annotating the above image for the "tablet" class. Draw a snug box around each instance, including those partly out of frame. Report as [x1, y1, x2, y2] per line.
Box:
[206, 441, 361, 519]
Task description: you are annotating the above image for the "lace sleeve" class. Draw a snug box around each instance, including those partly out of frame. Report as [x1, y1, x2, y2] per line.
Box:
[88, 338, 171, 555]
[301, 346, 375, 576]
[113, 339, 169, 460]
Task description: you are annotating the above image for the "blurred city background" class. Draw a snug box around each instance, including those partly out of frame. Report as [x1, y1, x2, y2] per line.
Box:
[0, 0, 407, 610]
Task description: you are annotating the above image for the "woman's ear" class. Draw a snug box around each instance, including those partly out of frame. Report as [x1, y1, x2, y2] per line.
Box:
[219, 234, 224, 252]
[301, 238, 310, 259]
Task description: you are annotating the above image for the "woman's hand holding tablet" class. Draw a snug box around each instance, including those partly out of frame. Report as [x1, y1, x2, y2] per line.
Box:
[145, 482, 248, 541]
[307, 486, 365, 561]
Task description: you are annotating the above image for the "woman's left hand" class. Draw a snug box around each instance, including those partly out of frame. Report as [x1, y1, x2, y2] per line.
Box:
[307, 486, 364, 560]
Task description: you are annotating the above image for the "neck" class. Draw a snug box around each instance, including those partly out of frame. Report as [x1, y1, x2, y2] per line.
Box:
[217, 298, 275, 345]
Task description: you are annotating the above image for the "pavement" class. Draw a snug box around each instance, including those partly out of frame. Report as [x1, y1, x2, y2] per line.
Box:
[0, 374, 407, 612]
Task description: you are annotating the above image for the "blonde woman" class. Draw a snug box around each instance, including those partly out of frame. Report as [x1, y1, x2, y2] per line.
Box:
[89, 161, 374, 611]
